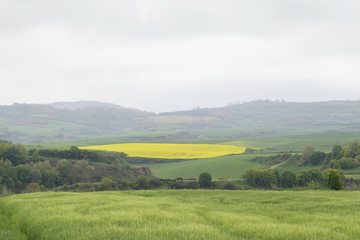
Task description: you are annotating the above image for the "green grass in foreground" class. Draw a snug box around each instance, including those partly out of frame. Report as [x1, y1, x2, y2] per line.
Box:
[0, 201, 26, 240]
[1, 191, 360, 240]
[138, 154, 269, 179]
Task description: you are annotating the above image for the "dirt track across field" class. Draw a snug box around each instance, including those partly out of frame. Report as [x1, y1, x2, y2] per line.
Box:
[269, 162, 285, 169]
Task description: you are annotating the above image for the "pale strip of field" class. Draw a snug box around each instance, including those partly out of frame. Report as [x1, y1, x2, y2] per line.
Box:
[80, 143, 247, 159]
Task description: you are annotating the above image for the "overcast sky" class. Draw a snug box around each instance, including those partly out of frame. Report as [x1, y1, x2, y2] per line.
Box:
[1, 0, 360, 112]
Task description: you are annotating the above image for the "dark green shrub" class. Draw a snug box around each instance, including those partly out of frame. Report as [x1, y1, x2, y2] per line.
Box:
[309, 151, 327, 165]
[326, 169, 343, 190]
[244, 169, 278, 189]
[329, 160, 341, 169]
[199, 172, 212, 188]
[298, 169, 324, 187]
[338, 158, 359, 169]
[280, 171, 298, 188]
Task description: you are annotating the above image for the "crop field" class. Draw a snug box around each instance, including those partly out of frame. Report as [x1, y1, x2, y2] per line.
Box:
[221, 131, 360, 153]
[140, 154, 268, 179]
[1, 119, 90, 143]
[1, 190, 360, 240]
[37, 130, 360, 152]
[344, 167, 360, 180]
[80, 143, 247, 159]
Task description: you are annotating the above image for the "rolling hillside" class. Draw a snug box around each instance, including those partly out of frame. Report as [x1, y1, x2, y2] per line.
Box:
[0, 102, 154, 142]
[1, 100, 360, 143]
[160, 100, 360, 128]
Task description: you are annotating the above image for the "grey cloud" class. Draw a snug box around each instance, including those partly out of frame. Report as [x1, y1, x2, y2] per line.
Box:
[1, 1, 360, 112]
[2, 0, 359, 38]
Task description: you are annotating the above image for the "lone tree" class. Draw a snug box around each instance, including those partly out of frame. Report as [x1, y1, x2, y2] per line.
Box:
[326, 169, 343, 190]
[329, 145, 343, 160]
[302, 145, 315, 165]
[199, 172, 212, 188]
[309, 151, 327, 165]
[280, 170, 298, 188]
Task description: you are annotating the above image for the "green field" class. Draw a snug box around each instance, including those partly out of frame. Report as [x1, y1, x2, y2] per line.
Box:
[1, 191, 360, 240]
[81, 143, 247, 159]
[31, 131, 208, 148]
[139, 154, 269, 179]
[221, 131, 360, 152]
[2, 120, 90, 143]
[188, 125, 359, 138]
[32, 131, 360, 180]
[36, 131, 360, 152]
[344, 167, 360, 180]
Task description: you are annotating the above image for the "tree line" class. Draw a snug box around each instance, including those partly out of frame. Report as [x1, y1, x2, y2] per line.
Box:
[244, 168, 343, 190]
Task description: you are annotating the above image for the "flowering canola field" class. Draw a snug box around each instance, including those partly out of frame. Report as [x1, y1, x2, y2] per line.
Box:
[80, 143, 247, 159]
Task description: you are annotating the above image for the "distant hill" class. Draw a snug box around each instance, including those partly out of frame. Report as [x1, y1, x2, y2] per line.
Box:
[51, 101, 125, 110]
[0, 103, 154, 143]
[160, 100, 360, 128]
[1, 100, 360, 143]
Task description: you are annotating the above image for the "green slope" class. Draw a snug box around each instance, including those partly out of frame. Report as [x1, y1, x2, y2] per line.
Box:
[138, 154, 269, 179]
[222, 131, 360, 152]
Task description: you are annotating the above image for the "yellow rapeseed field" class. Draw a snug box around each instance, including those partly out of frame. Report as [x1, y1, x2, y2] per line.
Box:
[80, 143, 247, 159]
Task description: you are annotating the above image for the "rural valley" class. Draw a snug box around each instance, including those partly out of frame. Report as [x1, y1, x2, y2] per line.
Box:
[2, 0, 360, 239]
[1, 100, 360, 239]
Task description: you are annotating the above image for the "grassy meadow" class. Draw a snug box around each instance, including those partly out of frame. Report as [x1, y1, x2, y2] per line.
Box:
[0, 118, 90, 143]
[1, 190, 360, 240]
[344, 167, 360, 180]
[221, 131, 360, 153]
[139, 154, 269, 179]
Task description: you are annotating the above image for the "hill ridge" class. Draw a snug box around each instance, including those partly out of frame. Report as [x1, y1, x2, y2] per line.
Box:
[1, 100, 360, 143]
